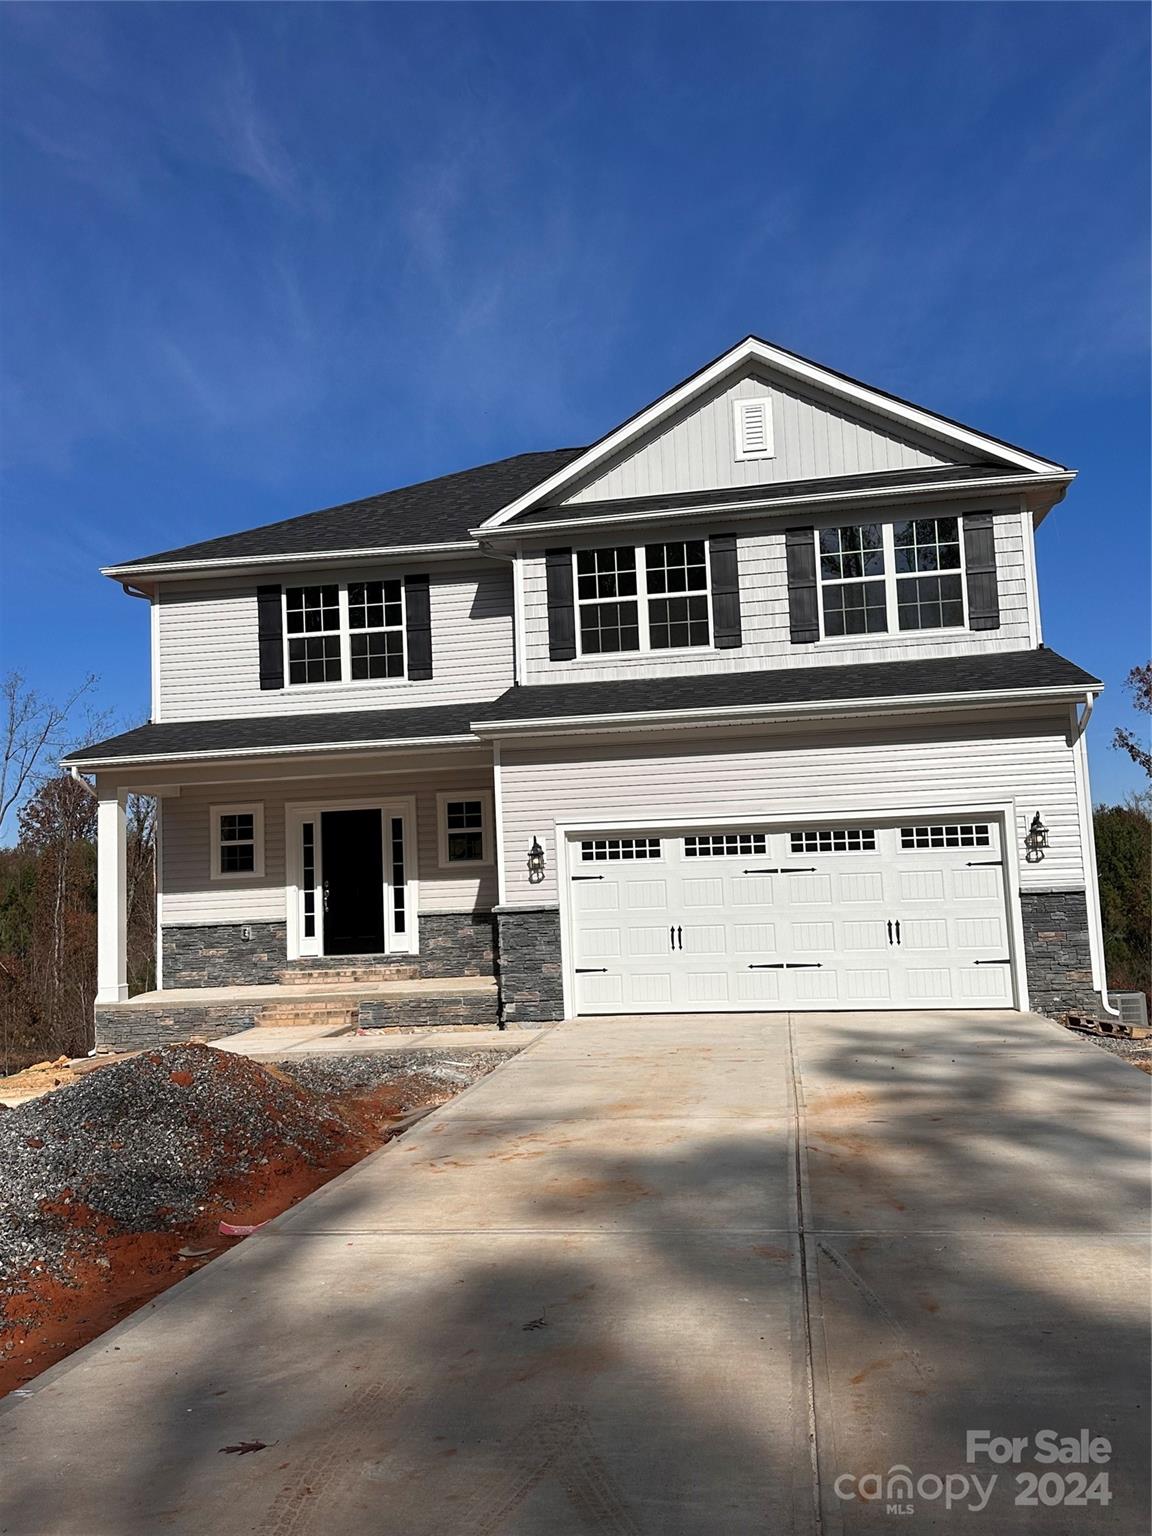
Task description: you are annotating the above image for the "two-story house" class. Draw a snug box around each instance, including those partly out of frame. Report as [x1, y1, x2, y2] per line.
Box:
[65, 337, 1109, 1049]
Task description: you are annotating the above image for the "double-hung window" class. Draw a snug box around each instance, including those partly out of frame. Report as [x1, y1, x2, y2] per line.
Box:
[574, 540, 712, 655]
[211, 803, 264, 880]
[815, 516, 967, 639]
[285, 580, 407, 685]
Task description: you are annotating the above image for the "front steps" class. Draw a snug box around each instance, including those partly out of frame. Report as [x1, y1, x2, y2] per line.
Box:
[94, 976, 499, 1051]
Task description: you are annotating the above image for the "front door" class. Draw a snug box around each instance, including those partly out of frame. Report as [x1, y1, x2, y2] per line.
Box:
[320, 809, 386, 955]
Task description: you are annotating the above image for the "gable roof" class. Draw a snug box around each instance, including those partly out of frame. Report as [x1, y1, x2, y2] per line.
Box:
[476, 336, 1070, 532]
[103, 449, 586, 579]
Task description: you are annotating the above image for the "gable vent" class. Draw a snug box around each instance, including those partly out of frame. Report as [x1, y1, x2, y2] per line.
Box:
[733, 397, 774, 461]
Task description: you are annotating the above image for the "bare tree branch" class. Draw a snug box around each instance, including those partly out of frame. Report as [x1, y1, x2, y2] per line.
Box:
[0, 673, 97, 830]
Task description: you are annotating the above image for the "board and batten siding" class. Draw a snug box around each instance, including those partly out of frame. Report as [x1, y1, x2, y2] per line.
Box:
[561, 370, 969, 505]
[160, 770, 496, 926]
[155, 561, 514, 722]
[496, 712, 1084, 908]
[520, 501, 1033, 685]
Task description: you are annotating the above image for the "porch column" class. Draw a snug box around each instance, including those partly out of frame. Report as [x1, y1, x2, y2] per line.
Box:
[96, 790, 128, 1004]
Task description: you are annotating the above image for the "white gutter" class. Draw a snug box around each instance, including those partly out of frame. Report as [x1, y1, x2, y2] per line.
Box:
[102, 541, 477, 582]
[469, 472, 1075, 541]
[470, 683, 1101, 737]
[63, 733, 479, 772]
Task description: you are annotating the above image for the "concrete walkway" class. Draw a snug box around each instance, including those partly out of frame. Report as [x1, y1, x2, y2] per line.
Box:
[1, 1011, 1148, 1535]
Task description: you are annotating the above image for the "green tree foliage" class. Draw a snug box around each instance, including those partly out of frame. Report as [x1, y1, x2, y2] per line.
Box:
[1094, 795, 1151, 1003]
[1112, 663, 1151, 779]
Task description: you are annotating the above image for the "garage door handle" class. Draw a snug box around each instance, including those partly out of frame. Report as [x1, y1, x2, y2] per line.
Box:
[895, 920, 901, 945]
[572, 875, 604, 882]
[887, 920, 893, 945]
[575, 967, 608, 973]
[669, 925, 676, 952]
[974, 959, 1011, 965]
[677, 925, 683, 950]
[743, 867, 816, 875]
[966, 860, 1003, 867]
[748, 962, 823, 969]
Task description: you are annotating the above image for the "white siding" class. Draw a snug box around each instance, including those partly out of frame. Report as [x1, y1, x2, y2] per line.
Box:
[161, 767, 496, 925]
[156, 561, 514, 722]
[521, 501, 1033, 685]
[562, 371, 969, 505]
[496, 712, 1083, 908]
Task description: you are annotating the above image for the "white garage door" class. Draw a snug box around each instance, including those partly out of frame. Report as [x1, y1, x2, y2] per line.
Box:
[569, 819, 1015, 1013]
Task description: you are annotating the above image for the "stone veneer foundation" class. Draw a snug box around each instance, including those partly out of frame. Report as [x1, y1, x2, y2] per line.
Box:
[494, 907, 565, 1025]
[1019, 888, 1102, 1017]
[161, 913, 495, 987]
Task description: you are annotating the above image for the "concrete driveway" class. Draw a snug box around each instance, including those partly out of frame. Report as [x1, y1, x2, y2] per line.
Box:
[1, 1011, 1148, 1535]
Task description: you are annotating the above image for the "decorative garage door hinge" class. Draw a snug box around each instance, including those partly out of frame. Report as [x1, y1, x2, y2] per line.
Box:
[973, 958, 1012, 965]
[748, 962, 824, 969]
[571, 875, 604, 881]
[575, 967, 609, 973]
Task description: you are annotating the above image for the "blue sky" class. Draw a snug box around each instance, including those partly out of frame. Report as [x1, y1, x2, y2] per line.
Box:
[0, 1, 1148, 809]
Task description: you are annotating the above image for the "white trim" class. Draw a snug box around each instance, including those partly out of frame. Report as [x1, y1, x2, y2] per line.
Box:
[96, 791, 129, 1004]
[732, 397, 775, 461]
[492, 744, 507, 906]
[553, 800, 1027, 1017]
[150, 598, 162, 722]
[65, 733, 477, 772]
[210, 802, 265, 881]
[155, 802, 164, 990]
[512, 553, 527, 687]
[479, 337, 1068, 531]
[1071, 718, 1112, 1005]
[435, 789, 494, 869]
[1020, 500, 1043, 647]
[471, 472, 1074, 541]
[102, 542, 475, 581]
[284, 796, 418, 961]
[470, 683, 1099, 738]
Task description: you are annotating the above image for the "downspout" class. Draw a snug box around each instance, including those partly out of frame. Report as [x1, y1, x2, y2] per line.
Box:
[69, 766, 97, 797]
[119, 583, 151, 601]
[1070, 692, 1119, 1016]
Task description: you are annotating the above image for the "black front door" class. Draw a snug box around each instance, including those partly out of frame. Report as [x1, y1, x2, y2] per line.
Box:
[321, 809, 386, 955]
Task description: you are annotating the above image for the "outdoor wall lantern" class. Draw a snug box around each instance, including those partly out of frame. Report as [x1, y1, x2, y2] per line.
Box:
[1024, 812, 1049, 863]
[527, 837, 546, 884]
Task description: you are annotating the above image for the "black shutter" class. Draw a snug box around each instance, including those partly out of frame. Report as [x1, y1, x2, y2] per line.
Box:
[785, 527, 819, 644]
[963, 513, 1000, 631]
[545, 547, 576, 661]
[709, 534, 742, 649]
[405, 574, 433, 679]
[256, 584, 284, 690]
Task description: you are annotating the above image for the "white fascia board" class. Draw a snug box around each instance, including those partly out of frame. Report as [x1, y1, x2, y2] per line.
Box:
[101, 542, 477, 582]
[470, 472, 1075, 542]
[469, 684, 1101, 738]
[478, 337, 1068, 531]
[62, 733, 478, 772]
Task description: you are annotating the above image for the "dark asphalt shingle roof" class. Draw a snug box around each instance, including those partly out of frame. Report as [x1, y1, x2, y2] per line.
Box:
[109, 449, 587, 571]
[65, 649, 1099, 765]
[510, 463, 1021, 527]
[63, 701, 481, 765]
[471, 649, 1100, 726]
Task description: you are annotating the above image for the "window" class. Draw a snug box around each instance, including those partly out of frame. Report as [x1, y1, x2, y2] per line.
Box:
[790, 828, 877, 854]
[574, 541, 712, 656]
[349, 580, 405, 679]
[646, 542, 710, 649]
[893, 518, 964, 631]
[900, 823, 991, 850]
[733, 398, 774, 460]
[579, 837, 662, 861]
[211, 803, 264, 880]
[684, 833, 767, 857]
[815, 517, 969, 640]
[437, 792, 493, 867]
[576, 547, 639, 654]
[286, 585, 342, 683]
[284, 579, 407, 686]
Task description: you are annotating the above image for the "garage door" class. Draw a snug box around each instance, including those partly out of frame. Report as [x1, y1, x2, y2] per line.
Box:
[569, 820, 1014, 1013]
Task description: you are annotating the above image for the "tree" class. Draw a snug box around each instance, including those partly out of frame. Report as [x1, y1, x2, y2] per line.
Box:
[1094, 793, 1151, 1006]
[1112, 663, 1152, 779]
[0, 672, 96, 829]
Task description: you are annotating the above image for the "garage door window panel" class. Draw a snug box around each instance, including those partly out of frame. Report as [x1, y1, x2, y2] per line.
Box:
[790, 828, 877, 854]
[901, 823, 991, 849]
[684, 833, 767, 857]
[580, 838, 662, 861]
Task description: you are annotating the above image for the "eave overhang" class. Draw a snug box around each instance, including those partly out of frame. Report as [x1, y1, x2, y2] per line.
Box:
[101, 541, 478, 584]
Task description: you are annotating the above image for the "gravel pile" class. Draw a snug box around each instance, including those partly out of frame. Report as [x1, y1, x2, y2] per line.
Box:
[274, 1048, 514, 1099]
[0, 1043, 367, 1291]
